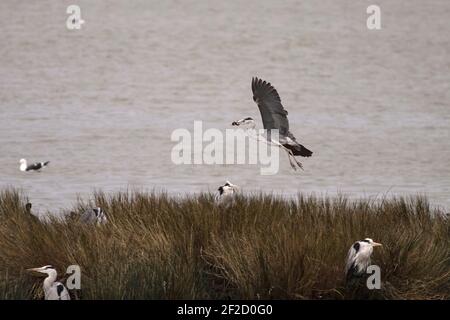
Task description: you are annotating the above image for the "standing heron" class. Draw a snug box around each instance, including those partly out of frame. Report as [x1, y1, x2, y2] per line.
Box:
[27, 265, 70, 300]
[79, 207, 108, 225]
[216, 181, 239, 204]
[19, 159, 50, 172]
[345, 238, 382, 282]
[232, 77, 313, 170]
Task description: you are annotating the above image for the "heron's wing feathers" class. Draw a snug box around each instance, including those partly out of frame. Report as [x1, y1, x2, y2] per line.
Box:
[80, 209, 95, 223]
[252, 77, 289, 136]
[56, 283, 65, 297]
[345, 243, 359, 275]
[55, 282, 70, 300]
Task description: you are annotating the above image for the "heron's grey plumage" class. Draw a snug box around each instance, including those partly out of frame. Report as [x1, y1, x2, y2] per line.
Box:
[251, 77, 312, 157]
[215, 181, 238, 205]
[252, 77, 289, 136]
[345, 238, 382, 282]
[80, 207, 107, 225]
[26, 265, 70, 300]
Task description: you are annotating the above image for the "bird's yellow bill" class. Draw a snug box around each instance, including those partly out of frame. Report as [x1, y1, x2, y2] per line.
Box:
[373, 242, 382, 247]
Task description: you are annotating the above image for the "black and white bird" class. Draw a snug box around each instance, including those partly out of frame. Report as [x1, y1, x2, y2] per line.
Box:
[345, 238, 382, 282]
[19, 158, 50, 172]
[79, 207, 108, 225]
[216, 181, 239, 203]
[26, 265, 70, 300]
[232, 77, 313, 170]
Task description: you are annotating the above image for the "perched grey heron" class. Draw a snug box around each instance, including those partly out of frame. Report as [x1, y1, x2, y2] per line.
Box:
[27, 265, 70, 300]
[345, 238, 382, 282]
[216, 181, 239, 204]
[80, 207, 107, 225]
[19, 159, 50, 172]
[232, 77, 313, 170]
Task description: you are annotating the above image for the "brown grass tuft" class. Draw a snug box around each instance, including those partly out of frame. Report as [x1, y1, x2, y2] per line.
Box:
[0, 189, 448, 299]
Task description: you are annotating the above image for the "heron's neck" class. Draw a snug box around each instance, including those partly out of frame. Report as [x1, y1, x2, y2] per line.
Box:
[20, 163, 27, 171]
[43, 272, 57, 293]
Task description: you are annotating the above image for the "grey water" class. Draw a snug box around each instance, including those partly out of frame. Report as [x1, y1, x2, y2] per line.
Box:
[1, 0, 449, 214]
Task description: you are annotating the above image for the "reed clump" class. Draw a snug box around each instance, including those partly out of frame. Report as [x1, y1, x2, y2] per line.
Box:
[0, 188, 448, 299]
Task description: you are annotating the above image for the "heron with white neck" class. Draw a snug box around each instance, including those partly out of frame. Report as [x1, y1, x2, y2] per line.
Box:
[216, 181, 239, 204]
[345, 238, 382, 283]
[79, 207, 108, 225]
[27, 265, 70, 300]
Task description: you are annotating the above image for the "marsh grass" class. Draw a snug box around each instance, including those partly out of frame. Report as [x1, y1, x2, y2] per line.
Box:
[0, 188, 448, 299]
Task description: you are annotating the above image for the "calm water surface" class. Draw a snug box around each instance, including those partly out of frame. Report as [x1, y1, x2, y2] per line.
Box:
[0, 0, 449, 213]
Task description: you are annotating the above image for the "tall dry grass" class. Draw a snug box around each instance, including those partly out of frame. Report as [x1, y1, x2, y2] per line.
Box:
[0, 188, 448, 299]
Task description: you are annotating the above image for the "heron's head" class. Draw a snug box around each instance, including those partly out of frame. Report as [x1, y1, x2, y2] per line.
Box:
[363, 238, 382, 247]
[232, 117, 255, 129]
[19, 159, 26, 164]
[228, 181, 239, 190]
[218, 181, 239, 193]
[94, 207, 108, 225]
[27, 265, 57, 277]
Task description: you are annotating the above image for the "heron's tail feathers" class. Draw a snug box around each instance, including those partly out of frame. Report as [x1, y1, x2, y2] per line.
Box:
[285, 143, 313, 157]
[43, 161, 50, 167]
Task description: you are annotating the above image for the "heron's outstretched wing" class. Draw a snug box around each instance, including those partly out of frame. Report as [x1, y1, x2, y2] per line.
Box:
[252, 77, 289, 136]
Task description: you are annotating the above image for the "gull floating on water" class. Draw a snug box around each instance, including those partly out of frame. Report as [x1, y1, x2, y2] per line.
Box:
[27, 265, 70, 300]
[232, 77, 313, 170]
[345, 238, 382, 283]
[19, 159, 50, 172]
[80, 207, 108, 225]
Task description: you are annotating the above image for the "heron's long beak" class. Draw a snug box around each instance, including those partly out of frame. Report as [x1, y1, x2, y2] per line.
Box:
[26, 267, 38, 272]
[372, 242, 382, 247]
[26, 267, 44, 275]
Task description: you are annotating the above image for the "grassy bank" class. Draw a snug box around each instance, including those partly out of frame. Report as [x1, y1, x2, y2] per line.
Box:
[0, 188, 448, 300]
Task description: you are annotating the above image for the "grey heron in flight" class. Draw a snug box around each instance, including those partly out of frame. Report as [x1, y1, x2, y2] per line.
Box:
[232, 77, 313, 170]
[345, 238, 382, 283]
[27, 265, 70, 300]
[80, 207, 108, 225]
[19, 159, 50, 172]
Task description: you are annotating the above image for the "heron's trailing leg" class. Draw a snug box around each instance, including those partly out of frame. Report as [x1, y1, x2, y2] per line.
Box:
[283, 146, 304, 171]
[286, 152, 297, 170]
[291, 153, 304, 170]
[249, 131, 304, 171]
